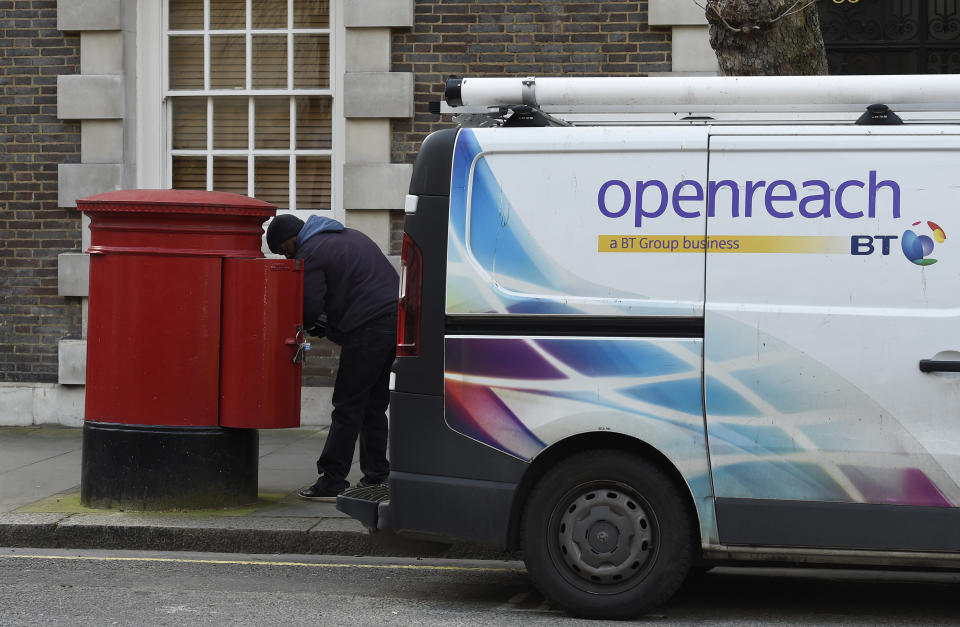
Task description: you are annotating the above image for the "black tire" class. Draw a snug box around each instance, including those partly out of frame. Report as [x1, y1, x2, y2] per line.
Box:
[522, 450, 695, 619]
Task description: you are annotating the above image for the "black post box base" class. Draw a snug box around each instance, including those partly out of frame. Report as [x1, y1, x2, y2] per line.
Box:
[81, 421, 259, 510]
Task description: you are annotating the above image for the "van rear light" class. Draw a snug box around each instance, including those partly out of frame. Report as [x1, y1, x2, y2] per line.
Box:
[397, 232, 422, 356]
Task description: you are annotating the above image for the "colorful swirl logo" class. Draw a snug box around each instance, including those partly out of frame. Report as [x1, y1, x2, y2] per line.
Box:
[902, 221, 946, 266]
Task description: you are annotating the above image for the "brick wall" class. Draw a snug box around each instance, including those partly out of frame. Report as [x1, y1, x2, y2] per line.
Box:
[0, 0, 82, 383]
[390, 210, 404, 254]
[391, 0, 671, 166]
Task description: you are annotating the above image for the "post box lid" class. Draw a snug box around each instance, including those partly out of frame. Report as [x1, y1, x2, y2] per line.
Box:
[77, 189, 276, 217]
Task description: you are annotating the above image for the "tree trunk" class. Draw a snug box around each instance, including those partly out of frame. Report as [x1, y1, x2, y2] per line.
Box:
[705, 0, 828, 75]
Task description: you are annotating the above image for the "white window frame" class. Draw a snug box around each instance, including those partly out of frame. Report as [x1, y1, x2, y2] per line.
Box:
[137, 0, 344, 221]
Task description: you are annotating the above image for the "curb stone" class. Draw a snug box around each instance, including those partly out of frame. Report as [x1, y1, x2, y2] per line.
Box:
[0, 512, 517, 560]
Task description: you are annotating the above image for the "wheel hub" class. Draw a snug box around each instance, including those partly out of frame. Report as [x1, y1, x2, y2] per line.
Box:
[588, 520, 620, 553]
[558, 488, 654, 585]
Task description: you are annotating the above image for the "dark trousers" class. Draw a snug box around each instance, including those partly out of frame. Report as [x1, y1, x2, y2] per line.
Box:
[315, 314, 394, 492]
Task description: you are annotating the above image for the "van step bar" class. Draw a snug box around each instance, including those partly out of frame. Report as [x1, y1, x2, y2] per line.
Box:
[336, 485, 390, 530]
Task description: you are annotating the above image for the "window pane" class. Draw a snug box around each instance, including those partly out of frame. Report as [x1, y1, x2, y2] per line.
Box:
[253, 0, 287, 29]
[295, 97, 331, 149]
[169, 36, 204, 90]
[294, 0, 329, 28]
[210, 35, 246, 89]
[172, 156, 207, 190]
[172, 97, 207, 149]
[253, 35, 287, 89]
[169, 0, 203, 30]
[297, 157, 331, 210]
[293, 34, 329, 88]
[213, 98, 248, 149]
[255, 157, 290, 209]
[255, 97, 290, 149]
[167, 2, 334, 213]
[210, 0, 245, 30]
[214, 157, 249, 195]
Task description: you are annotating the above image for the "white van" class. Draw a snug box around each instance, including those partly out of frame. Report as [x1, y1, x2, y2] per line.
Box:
[338, 75, 960, 619]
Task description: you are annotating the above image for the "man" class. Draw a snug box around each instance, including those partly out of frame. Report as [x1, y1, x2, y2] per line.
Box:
[266, 213, 399, 501]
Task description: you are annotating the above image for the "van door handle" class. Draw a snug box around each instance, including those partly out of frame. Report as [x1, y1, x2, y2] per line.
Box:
[919, 359, 960, 373]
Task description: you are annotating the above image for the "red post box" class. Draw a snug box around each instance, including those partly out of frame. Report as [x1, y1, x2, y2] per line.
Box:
[77, 190, 303, 510]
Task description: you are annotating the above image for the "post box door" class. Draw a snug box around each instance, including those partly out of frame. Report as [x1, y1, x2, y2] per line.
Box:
[85, 254, 223, 426]
[220, 258, 303, 428]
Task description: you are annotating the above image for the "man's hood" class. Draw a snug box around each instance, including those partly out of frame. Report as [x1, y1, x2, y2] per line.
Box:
[298, 215, 344, 245]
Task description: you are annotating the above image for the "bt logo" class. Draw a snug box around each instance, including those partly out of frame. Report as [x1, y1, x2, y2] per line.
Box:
[850, 220, 946, 266]
[901, 220, 946, 266]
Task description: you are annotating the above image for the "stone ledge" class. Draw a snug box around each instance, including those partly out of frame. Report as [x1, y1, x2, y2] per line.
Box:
[80, 31, 124, 75]
[0, 383, 333, 428]
[81, 120, 124, 164]
[345, 119, 392, 163]
[344, 72, 414, 119]
[345, 210, 392, 253]
[58, 0, 122, 32]
[343, 163, 414, 210]
[58, 163, 122, 208]
[0, 377, 331, 427]
[344, 0, 414, 28]
[57, 75, 124, 120]
[0, 384, 85, 428]
[672, 26, 720, 74]
[58, 252, 90, 297]
[649, 0, 708, 26]
[346, 28, 392, 73]
[58, 340, 87, 386]
[300, 386, 333, 428]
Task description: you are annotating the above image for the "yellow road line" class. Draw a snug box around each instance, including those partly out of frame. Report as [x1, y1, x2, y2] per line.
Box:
[1, 553, 524, 573]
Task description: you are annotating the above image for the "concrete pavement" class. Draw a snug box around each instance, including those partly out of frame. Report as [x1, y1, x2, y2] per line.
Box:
[0, 426, 511, 560]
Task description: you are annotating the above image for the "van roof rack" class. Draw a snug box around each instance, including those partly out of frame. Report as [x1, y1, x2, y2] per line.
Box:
[438, 75, 960, 126]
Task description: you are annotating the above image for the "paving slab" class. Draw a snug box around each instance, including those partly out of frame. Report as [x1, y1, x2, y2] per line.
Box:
[0, 430, 82, 512]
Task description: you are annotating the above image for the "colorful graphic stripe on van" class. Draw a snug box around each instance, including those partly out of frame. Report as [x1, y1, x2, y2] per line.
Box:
[443, 336, 710, 466]
[445, 330, 958, 510]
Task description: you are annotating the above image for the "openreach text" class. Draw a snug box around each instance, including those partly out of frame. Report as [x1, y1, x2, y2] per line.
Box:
[598, 171, 901, 228]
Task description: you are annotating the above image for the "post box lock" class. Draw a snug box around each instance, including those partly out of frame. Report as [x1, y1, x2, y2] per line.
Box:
[286, 326, 311, 364]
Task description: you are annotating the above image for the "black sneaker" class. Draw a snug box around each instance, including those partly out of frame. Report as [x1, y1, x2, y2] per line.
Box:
[358, 476, 388, 488]
[298, 481, 346, 502]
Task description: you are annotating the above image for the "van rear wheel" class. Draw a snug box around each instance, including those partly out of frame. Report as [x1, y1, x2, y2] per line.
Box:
[522, 450, 694, 619]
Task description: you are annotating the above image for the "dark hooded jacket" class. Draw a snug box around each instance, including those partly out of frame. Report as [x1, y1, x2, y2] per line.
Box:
[295, 215, 399, 343]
